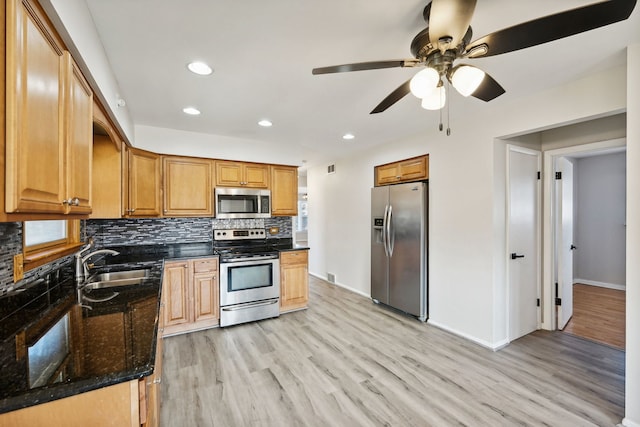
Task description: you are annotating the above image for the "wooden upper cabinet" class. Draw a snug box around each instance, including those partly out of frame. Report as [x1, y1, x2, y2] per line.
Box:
[215, 160, 269, 188]
[162, 156, 213, 216]
[91, 100, 123, 219]
[124, 147, 161, 217]
[5, 0, 66, 214]
[4, 0, 94, 216]
[91, 133, 122, 219]
[65, 53, 93, 214]
[375, 155, 429, 186]
[271, 165, 298, 216]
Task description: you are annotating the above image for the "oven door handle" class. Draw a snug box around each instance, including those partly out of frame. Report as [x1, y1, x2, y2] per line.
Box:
[223, 255, 278, 262]
[221, 299, 279, 311]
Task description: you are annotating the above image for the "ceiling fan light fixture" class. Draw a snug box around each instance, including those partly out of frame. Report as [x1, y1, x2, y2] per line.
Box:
[421, 86, 446, 110]
[451, 65, 485, 97]
[409, 67, 439, 98]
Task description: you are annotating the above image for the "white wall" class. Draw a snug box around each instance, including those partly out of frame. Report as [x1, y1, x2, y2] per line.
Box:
[308, 64, 628, 349]
[133, 125, 305, 167]
[574, 152, 626, 288]
[624, 43, 640, 427]
[39, 0, 135, 143]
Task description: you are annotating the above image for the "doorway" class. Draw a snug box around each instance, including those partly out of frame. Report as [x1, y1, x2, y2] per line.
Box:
[542, 138, 627, 336]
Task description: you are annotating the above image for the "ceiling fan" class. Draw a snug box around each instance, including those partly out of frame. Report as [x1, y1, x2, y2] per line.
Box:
[312, 0, 637, 115]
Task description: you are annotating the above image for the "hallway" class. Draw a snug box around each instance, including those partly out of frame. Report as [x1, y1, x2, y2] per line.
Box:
[563, 283, 626, 350]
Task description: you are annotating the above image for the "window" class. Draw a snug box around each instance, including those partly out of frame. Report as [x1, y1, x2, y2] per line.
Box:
[24, 220, 68, 250]
[22, 220, 81, 271]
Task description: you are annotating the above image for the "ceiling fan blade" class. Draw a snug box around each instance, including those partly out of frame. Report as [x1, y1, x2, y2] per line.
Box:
[312, 60, 418, 75]
[470, 73, 505, 102]
[465, 0, 637, 58]
[428, 0, 477, 48]
[370, 79, 412, 114]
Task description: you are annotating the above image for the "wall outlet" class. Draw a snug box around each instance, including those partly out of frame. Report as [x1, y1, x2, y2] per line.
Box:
[327, 272, 336, 283]
[269, 227, 279, 235]
[13, 254, 24, 282]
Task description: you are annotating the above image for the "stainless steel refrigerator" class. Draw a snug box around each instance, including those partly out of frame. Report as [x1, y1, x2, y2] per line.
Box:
[371, 181, 428, 321]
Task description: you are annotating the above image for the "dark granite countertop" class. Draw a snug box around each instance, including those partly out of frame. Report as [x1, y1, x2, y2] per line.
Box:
[0, 256, 164, 414]
[0, 240, 307, 414]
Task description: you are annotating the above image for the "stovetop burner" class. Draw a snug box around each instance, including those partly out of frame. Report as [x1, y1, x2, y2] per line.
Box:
[213, 228, 279, 262]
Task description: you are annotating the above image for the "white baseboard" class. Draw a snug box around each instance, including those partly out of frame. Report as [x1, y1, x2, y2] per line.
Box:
[574, 278, 626, 291]
[621, 417, 640, 427]
[427, 319, 508, 351]
[309, 272, 371, 299]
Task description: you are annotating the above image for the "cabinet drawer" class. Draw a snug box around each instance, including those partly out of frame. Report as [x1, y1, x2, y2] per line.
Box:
[193, 258, 218, 273]
[280, 250, 308, 265]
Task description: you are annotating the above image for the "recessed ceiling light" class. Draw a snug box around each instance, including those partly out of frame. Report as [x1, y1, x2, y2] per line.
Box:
[187, 61, 213, 75]
[258, 119, 273, 127]
[183, 107, 201, 115]
[342, 133, 355, 140]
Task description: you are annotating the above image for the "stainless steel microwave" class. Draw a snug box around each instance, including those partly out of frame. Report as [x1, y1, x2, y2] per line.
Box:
[215, 188, 271, 219]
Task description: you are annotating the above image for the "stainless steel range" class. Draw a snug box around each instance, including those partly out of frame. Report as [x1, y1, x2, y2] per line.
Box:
[214, 228, 280, 327]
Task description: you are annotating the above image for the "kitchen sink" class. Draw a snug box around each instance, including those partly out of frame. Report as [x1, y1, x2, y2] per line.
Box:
[83, 269, 151, 290]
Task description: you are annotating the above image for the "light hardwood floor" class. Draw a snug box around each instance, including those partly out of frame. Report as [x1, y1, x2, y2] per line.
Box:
[563, 283, 626, 350]
[160, 276, 624, 426]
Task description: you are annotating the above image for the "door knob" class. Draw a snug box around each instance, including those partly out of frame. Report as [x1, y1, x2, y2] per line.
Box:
[511, 253, 525, 260]
[570, 244, 577, 250]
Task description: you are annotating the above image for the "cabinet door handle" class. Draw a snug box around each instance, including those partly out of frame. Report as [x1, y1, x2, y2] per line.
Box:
[72, 197, 80, 206]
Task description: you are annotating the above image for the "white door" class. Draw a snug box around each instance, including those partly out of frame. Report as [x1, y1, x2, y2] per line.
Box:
[507, 146, 541, 341]
[556, 157, 574, 329]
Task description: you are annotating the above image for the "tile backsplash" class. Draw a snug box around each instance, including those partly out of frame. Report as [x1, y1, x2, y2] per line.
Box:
[86, 216, 292, 246]
[0, 216, 293, 294]
[86, 218, 213, 246]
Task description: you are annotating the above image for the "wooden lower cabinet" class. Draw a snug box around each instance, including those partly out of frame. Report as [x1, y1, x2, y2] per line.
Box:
[280, 250, 309, 312]
[0, 380, 146, 427]
[162, 257, 219, 336]
[140, 303, 163, 427]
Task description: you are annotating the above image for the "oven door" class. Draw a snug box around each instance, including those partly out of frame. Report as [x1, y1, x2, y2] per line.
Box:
[220, 258, 280, 307]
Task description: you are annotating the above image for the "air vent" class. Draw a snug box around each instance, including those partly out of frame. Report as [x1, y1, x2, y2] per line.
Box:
[327, 164, 336, 174]
[327, 272, 336, 283]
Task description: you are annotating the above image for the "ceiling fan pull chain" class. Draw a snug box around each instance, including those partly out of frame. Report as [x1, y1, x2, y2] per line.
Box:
[446, 83, 451, 136]
[438, 96, 443, 132]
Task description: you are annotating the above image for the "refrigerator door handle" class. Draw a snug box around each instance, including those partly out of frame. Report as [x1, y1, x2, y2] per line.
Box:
[387, 205, 394, 257]
[382, 204, 389, 257]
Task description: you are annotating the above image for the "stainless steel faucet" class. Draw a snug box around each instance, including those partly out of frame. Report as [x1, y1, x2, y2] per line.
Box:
[75, 247, 120, 283]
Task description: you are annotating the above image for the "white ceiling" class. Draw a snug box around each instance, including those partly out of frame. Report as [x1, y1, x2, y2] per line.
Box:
[84, 0, 640, 168]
